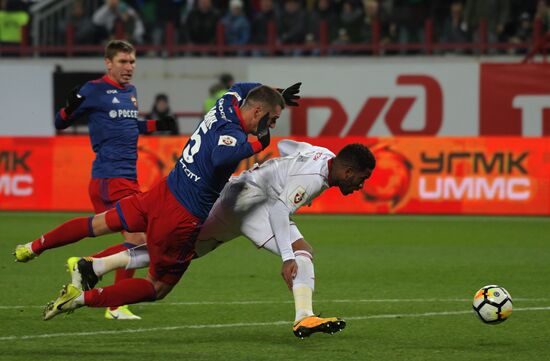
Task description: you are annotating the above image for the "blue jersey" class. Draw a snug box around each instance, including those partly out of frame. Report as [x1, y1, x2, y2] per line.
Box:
[167, 82, 262, 220]
[55, 75, 152, 180]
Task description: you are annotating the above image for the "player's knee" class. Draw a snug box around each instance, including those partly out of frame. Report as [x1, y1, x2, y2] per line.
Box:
[292, 238, 314, 257]
[152, 281, 174, 300]
[91, 212, 115, 236]
[145, 273, 174, 300]
[123, 231, 146, 245]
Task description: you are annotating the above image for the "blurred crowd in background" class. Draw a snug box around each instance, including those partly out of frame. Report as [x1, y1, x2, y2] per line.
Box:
[2, 0, 550, 55]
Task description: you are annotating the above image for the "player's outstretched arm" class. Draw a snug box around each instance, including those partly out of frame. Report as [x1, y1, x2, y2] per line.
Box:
[268, 199, 298, 289]
[211, 121, 270, 168]
[137, 116, 178, 134]
[55, 85, 86, 129]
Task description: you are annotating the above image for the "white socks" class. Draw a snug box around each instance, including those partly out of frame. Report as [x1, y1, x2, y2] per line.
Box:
[92, 251, 130, 277]
[292, 251, 315, 322]
[91, 245, 150, 277]
[127, 245, 150, 269]
[74, 292, 84, 306]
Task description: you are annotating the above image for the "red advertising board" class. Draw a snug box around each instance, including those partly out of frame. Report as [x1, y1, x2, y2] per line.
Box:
[1, 136, 549, 215]
[0, 137, 54, 210]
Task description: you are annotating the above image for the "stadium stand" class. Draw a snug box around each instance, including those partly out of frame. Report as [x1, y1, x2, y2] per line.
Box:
[1, 0, 549, 57]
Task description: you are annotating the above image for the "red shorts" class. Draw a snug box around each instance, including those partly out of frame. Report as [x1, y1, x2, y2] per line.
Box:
[115, 178, 202, 285]
[89, 178, 141, 213]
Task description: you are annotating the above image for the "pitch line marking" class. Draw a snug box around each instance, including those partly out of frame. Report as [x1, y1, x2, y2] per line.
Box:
[1, 306, 549, 342]
[0, 297, 547, 310]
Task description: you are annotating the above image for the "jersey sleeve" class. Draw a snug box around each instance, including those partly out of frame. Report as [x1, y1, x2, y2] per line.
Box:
[223, 82, 262, 105]
[212, 83, 261, 127]
[137, 120, 157, 134]
[268, 199, 295, 262]
[54, 82, 95, 130]
[211, 124, 257, 167]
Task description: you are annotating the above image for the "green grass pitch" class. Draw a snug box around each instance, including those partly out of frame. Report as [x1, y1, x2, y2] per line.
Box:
[1, 212, 549, 360]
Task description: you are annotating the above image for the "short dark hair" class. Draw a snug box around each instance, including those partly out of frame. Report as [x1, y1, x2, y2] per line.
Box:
[155, 93, 168, 102]
[219, 73, 234, 88]
[336, 144, 376, 171]
[244, 85, 285, 110]
[104, 40, 135, 60]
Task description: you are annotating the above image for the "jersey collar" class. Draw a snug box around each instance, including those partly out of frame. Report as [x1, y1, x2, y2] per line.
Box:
[233, 99, 248, 133]
[102, 75, 126, 89]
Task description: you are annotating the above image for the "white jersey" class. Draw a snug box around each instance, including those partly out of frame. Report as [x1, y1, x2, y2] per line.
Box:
[197, 140, 335, 261]
[237, 139, 334, 214]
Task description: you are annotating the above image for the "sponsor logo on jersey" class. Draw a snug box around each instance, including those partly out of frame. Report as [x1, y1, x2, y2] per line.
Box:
[217, 98, 228, 121]
[106, 89, 118, 94]
[290, 186, 307, 205]
[118, 109, 139, 119]
[178, 158, 201, 182]
[112, 97, 120, 104]
[131, 95, 138, 108]
[109, 109, 138, 119]
[313, 152, 323, 160]
[218, 135, 237, 147]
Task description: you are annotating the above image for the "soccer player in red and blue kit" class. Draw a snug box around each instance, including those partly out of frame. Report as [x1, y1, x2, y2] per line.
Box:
[14, 40, 175, 320]
[17, 81, 299, 320]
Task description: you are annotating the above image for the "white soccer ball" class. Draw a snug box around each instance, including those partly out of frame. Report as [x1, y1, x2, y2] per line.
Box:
[472, 285, 513, 324]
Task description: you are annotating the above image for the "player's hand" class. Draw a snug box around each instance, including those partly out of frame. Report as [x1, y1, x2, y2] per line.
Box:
[65, 85, 85, 116]
[279, 82, 301, 107]
[156, 116, 177, 131]
[256, 112, 271, 149]
[281, 259, 298, 290]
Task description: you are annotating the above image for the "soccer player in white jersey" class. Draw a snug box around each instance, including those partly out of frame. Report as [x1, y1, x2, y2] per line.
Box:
[68, 139, 375, 337]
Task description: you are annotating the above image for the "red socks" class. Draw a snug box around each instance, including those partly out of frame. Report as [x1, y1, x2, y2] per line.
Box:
[84, 278, 157, 308]
[114, 268, 136, 287]
[31, 217, 94, 255]
[92, 242, 138, 310]
[31, 208, 124, 255]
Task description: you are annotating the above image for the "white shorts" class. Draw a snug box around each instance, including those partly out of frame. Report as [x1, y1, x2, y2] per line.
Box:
[195, 180, 303, 257]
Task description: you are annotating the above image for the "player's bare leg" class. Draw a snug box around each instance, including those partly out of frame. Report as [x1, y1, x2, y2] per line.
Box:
[290, 239, 346, 338]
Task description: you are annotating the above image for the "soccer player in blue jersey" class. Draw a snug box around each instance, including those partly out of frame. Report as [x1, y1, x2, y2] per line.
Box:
[28, 82, 298, 320]
[69, 140, 375, 338]
[13, 40, 175, 320]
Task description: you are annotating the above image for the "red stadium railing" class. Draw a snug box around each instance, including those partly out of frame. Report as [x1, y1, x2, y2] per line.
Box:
[523, 21, 550, 63]
[1, 18, 548, 58]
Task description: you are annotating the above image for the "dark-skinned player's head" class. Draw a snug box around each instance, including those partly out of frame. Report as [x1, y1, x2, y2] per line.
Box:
[329, 144, 376, 195]
[104, 40, 136, 85]
[240, 85, 285, 135]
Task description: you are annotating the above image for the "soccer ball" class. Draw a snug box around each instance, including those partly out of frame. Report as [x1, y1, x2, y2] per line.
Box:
[472, 285, 513, 324]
